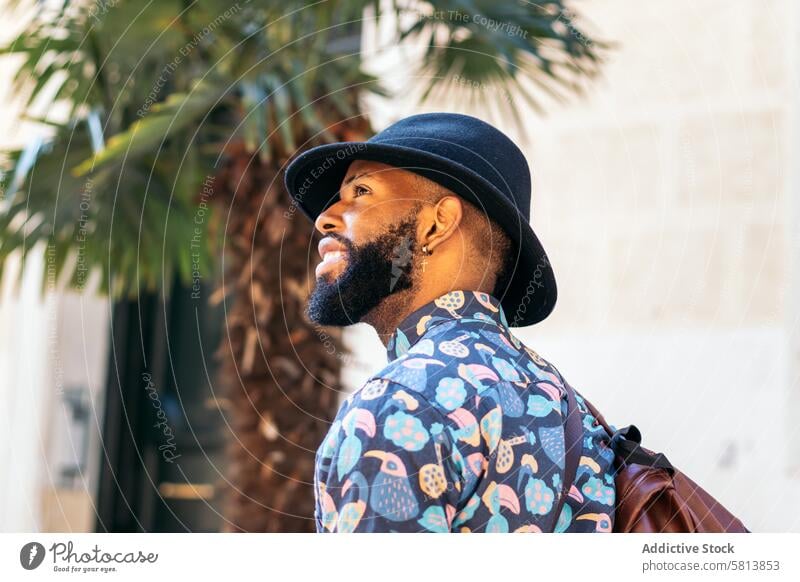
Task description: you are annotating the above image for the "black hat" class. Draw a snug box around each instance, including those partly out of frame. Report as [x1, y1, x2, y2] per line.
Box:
[283, 112, 556, 327]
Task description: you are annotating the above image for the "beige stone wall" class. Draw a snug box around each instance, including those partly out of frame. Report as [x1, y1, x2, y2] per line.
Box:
[517, 0, 798, 532]
[529, 0, 792, 333]
[0, 1, 109, 533]
[351, 0, 800, 531]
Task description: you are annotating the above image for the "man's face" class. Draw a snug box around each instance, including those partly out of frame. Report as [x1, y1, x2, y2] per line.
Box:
[306, 160, 425, 326]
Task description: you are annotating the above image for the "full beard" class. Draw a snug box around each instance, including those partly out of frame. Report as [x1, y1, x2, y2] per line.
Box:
[306, 213, 419, 326]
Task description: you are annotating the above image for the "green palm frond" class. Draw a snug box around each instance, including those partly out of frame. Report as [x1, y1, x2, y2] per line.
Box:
[0, 0, 606, 299]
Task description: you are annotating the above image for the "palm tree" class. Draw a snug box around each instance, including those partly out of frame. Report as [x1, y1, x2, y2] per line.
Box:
[0, 0, 604, 531]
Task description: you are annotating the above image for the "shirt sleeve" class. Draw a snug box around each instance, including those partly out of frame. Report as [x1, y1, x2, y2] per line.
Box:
[316, 379, 465, 532]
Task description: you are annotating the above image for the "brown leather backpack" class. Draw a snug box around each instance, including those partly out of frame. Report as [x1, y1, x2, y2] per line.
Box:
[561, 383, 751, 533]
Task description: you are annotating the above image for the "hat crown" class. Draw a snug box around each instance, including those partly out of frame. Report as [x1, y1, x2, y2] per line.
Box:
[368, 113, 532, 219]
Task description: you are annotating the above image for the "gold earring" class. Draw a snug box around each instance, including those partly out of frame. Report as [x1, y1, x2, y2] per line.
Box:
[422, 244, 431, 255]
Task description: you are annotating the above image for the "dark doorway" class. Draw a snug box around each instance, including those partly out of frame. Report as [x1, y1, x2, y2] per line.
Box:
[95, 277, 227, 532]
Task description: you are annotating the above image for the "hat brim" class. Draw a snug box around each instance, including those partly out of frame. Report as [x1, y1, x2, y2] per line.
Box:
[284, 141, 556, 327]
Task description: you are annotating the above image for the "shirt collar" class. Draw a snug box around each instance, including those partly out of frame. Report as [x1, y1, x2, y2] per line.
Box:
[386, 290, 510, 361]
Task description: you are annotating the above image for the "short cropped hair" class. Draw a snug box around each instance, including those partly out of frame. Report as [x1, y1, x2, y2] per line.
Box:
[411, 174, 513, 295]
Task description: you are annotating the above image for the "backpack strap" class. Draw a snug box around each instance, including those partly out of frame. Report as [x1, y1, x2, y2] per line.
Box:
[609, 425, 675, 473]
[552, 382, 584, 531]
[581, 396, 675, 473]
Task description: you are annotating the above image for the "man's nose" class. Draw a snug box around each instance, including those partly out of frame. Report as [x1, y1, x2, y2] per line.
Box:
[314, 201, 345, 234]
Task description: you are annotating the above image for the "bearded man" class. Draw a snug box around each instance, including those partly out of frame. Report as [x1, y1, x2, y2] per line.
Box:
[284, 112, 616, 533]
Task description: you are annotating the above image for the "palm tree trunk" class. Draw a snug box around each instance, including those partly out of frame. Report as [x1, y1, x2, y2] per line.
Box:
[212, 140, 344, 532]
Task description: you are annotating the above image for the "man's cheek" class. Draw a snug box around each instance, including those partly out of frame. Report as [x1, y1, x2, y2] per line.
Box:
[347, 202, 387, 231]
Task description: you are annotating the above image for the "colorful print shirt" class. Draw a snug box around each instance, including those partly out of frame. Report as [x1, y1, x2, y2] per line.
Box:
[313, 290, 617, 532]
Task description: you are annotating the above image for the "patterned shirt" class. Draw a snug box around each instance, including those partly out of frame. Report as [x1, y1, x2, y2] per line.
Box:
[313, 290, 616, 532]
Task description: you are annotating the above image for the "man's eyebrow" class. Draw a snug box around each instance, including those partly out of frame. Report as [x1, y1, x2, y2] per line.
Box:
[342, 171, 377, 187]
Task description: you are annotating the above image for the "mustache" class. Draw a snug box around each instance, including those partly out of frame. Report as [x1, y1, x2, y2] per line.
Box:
[319, 232, 355, 251]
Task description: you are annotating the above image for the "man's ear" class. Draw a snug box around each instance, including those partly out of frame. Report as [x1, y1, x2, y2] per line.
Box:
[419, 195, 463, 252]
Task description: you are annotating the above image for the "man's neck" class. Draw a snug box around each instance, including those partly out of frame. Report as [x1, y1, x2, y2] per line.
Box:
[363, 284, 493, 347]
[362, 289, 426, 346]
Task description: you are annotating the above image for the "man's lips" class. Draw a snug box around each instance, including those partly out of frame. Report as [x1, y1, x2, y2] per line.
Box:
[316, 237, 348, 278]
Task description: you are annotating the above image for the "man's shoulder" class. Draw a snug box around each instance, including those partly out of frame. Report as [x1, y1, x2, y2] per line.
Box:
[346, 366, 440, 413]
[342, 341, 474, 424]
[342, 321, 573, 418]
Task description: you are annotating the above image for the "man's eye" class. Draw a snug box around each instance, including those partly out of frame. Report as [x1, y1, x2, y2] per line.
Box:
[353, 185, 370, 198]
